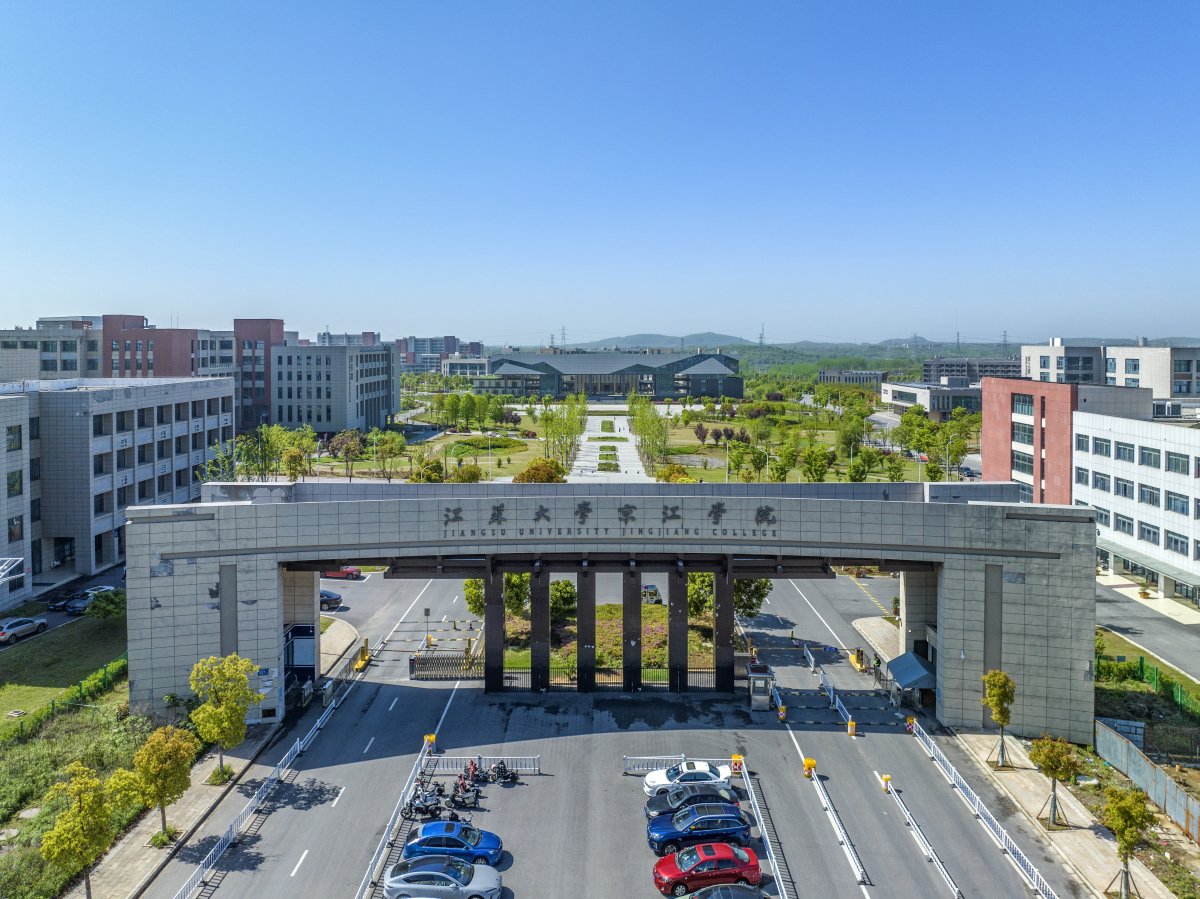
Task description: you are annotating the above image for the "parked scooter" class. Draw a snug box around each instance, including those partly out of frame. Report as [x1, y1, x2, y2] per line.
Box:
[401, 786, 444, 820]
[446, 775, 480, 808]
[487, 761, 519, 783]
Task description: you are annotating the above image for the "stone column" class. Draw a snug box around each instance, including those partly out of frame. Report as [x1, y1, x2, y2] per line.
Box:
[668, 570, 689, 691]
[714, 574, 735, 692]
[576, 572, 596, 692]
[484, 568, 505, 693]
[623, 568, 642, 691]
[530, 572, 551, 692]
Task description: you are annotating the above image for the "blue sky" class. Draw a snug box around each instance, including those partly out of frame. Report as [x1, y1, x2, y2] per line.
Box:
[1, 2, 1197, 345]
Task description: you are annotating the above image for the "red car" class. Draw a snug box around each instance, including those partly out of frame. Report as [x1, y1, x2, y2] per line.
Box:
[322, 566, 361, 580]
[653, 843, 761, 896]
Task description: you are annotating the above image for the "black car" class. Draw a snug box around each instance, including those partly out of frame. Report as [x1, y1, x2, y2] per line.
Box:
[46, 593, 72, 611]
[319, 590, 342, 612]
[645, 783, 740, 820]
[687, 885, 764, 899]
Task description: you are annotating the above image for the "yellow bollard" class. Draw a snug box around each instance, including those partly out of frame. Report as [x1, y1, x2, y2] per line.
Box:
[847, 719, 856, 737]
[777, 705, 786, 723]
[425, 733, 436, 752]
[803, 758, 817, 779]
[881, 774, 891, 793]
[466, 637, 473, 654]
[731, 754, 744, 775]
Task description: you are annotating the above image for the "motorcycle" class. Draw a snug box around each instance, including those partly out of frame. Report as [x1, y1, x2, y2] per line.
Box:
[487, 761, 518, 784]
[463, 760, 486, 784]
[446, 775, 480, 807]
[401, 787, 444, 820]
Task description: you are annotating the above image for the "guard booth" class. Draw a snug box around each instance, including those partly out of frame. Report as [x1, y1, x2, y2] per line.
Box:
[747, 663, 774, 711]
[885, 652, 937, 709]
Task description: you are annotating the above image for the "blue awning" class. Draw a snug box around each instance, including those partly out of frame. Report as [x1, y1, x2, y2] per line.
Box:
[886, 652, 936, 690]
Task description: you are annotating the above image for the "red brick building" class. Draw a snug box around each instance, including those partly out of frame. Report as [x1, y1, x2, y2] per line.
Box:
[981, 378, 1078, 504]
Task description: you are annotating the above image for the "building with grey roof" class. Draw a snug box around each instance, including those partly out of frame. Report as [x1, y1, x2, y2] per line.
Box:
[475, 352, 742, 399]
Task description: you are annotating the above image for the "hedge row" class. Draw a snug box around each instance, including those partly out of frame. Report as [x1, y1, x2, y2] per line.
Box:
[0, 653, 129, 746]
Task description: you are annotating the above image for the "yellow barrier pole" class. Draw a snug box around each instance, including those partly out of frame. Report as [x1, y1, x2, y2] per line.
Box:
[803, 758, 816, 779]
[777, 705, 786, 723]
[425, 733, 437, 752]
[731, 754, 744, 776]
[847, 719, 856, 737]
[881, 774, 891, 793]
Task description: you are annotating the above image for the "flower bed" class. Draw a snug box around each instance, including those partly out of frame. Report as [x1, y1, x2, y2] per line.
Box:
[599, 453, 618, 461]
[600, 420, 615, 432]
[597, 462, 620, 472]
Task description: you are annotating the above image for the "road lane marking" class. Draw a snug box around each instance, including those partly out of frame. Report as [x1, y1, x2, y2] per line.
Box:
[434, 683, 459, 736]
[386, 580, 433, 643]
[290, 850, 308, 876]
[363, 737, 375, 754]
[331, 787, 345, 808]
[789, 581, 843, 645]
[848, 577, 888, 614]
[388, 697, 397, 711]
[442, 615, 447, 621]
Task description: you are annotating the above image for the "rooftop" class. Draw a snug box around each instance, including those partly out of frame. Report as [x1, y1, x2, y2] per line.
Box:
[0, 377, 233, 395]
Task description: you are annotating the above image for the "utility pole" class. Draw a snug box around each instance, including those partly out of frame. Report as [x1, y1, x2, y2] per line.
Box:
[758, 324, 765, 375]
[1002, 330, 1009, 354]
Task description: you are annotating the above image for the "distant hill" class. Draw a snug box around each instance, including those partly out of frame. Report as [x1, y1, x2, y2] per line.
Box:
[569, 332, 754, 350]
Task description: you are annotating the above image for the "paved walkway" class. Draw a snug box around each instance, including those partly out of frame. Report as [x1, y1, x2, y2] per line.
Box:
[69, 619, 361, 899]
[569, 414, 650, 482]
[853, 615, 900, 663]
[1099, 572, 1200, 625]
[955, 729, 1174, 899]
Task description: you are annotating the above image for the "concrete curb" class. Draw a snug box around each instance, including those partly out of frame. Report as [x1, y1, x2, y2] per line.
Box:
[120, 722, 281, 899]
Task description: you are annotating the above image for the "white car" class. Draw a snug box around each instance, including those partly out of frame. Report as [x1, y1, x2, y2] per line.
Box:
[643, 760, 733, 796]
[383, 856, 501, 899]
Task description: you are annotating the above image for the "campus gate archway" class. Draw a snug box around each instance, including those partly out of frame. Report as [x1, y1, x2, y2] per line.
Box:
[124, 481, 1101, 744]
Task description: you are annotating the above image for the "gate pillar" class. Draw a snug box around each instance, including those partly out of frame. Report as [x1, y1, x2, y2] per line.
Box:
[576, 571, 596, 692]
[484, 566, 505, 693]
[530, 570, 551, 692]
[623, 566, 642, 691]
[714, 572, 735, 692]
[668, 567, 689, 692]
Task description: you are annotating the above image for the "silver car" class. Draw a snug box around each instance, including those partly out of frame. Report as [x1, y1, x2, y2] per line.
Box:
[0, 617, 48, 644]
[383, 856, 502, 899]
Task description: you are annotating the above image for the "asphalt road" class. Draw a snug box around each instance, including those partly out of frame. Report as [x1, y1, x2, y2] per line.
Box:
[138, 570, 1086, 899]
[1096, 580, 1200, 682]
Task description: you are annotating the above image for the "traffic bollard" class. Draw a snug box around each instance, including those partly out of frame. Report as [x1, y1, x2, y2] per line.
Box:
[803, 758, 816, 779]
[777, 705, 786, 723]
[847, 719, 856, 737]
[881, 774, 891, 793]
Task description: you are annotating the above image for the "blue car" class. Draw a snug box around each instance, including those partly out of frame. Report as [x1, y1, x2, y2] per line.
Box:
[402, 820, 503, 866]
[647, 803, 752, 856]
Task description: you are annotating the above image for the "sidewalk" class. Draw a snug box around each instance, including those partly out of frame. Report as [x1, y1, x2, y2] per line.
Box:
[1099, 573, 1200, 624]
[955, 728, 1175, 899]
[71, 619, 361, 899]
[852, 616, 899, 664]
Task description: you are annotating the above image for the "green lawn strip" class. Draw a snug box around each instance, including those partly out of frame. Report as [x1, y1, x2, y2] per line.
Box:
[320, 615, 336, 634]
[1098, 626, 1200, 699]
[503, 604, 714, 668]
[588, 436, 627, 441]
[0, 615, 127, 719]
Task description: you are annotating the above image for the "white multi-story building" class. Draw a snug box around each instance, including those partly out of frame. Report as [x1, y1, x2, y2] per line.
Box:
[1071, 411, 1200, 602]
[0, 377, 235, 611]
[1022, 340, 1200, 405]
[268, 346, 394, 436]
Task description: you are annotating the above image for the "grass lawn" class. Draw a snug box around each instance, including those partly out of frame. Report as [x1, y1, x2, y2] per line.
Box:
[320, 615, 336, 633]
[1097, 626, 1200, 696]
[0, 615, 128, 719]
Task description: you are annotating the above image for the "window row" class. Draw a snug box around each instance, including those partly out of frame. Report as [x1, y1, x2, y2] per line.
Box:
[1076, 433, 1196, 475]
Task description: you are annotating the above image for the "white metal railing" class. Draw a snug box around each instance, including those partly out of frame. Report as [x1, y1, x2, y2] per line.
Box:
[812, 772, 868, 884]
[804, 644, 817, 673]
[622, 754, 734, 775]
[421, 754, 541, 774]
[835, 695, 852, 725]
[741, 767, 790, 899]
[353, 738, 434, 899]
[911, 721, 1059, 899]
[820, 670, 835, 707]
[170, 652, 363, 899]
[887, 779, 962, 898]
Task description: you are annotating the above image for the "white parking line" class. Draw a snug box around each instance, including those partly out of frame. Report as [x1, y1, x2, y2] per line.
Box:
[290, 850, 308, 876]
[331, 787, 345, 808]
[363, 737, 375, 754]
[388, 697, 397, 711]
[789, 581, 842, 645]
[434, 683, 459, 736]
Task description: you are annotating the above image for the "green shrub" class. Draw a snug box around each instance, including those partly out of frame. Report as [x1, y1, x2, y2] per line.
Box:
[600, 420, 615, 433]
[599, 453, 618, 461]
[1097, 659, 1141, 682]
[597, 462, 619, 472]
[451, 437, 526, 455]
[598, 445, 617, 452]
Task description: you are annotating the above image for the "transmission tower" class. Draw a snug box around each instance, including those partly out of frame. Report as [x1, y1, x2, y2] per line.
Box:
[758, 324, 765, 373]
[1002, 330, 1009, 354]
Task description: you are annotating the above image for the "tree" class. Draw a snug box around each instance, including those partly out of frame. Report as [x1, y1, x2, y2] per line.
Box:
[727, 443, 747, 480]
[40, 762, 116, 899]
[836, 415, 865, 458]
[463, 579, 485, 617]
[1096, 630, 1106, 657]
[461, 394, 476, 429]
[884, 454, 907, 482]
[189, 654, 264, 777]
[503, 573, 531, 616]
[450, 463, 484, 483]
[768, 444, 797, 482]
[445, 393, 461, 426]
[376, 431, 407, 482]
[1103, 788, 1155, 899]
[550, 579, 577, 618]
[111, 726, 200, 835]
[800, 445, 829, 482]
[513, 458, 566, 483]
[693, 423, 709, 445]
[329, 430, 364, 480]
[410, 457, 445, 483]
[685, 573, 772, 619]
[844, 456, 869, 482]
[282, 448, 305, 482]
[981, 670, 1016, 768]
[1028, 735, 1079, 827]
[294, 423, 318, 475]
[85, 588, 126, 619]
[748, 447, 768, 482]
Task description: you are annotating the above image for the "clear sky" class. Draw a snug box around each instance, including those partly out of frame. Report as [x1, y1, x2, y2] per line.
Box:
[1, 2, 1197, 346]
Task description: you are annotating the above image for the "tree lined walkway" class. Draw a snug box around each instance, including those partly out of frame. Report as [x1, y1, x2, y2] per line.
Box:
[568, 415, 649, 482]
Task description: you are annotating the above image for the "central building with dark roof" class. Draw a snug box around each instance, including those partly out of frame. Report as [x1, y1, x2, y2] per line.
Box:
[473, 351, 743, 399]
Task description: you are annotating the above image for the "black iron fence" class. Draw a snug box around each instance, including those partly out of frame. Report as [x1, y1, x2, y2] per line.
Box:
[502, 668, 530, 691]
[410, 650, 484, 680]
[498, 665, 719, 692]
[641, 669, 670, 692]
[595, 668, 624, 692]
[688, 668, 716, 692]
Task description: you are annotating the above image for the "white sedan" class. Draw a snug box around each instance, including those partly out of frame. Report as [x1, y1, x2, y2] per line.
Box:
[643, 761, 733, 796]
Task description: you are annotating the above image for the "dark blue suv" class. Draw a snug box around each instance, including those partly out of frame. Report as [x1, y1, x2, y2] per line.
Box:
[402, 820, 503, 866]
[646, 803, 751, 856]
